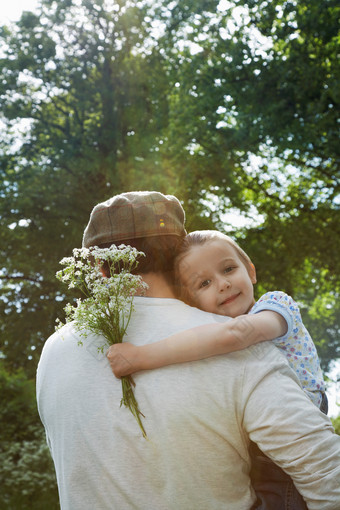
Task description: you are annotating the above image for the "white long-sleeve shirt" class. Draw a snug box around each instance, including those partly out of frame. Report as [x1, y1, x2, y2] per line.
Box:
[36, 297, 340, 510]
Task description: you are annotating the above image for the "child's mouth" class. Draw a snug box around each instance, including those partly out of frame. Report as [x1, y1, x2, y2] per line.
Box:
[220, 293, 240, 306]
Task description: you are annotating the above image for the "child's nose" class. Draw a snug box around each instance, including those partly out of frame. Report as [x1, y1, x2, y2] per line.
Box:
[218, 276, 231, 291]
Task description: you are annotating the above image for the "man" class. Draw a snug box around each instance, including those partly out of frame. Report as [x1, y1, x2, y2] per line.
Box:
[37, 191, 340, 510]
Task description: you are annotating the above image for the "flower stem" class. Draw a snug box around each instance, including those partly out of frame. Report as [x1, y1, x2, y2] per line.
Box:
[120, 376, 147, 438]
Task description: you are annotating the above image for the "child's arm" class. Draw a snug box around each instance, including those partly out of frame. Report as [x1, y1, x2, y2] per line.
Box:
[107, 310, 287, 378]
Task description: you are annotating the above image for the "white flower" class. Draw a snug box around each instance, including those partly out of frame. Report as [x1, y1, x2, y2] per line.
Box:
[56, 244, 148, 437]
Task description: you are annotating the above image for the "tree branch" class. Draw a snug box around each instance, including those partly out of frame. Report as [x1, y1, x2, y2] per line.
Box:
[0, 275, 41, 283]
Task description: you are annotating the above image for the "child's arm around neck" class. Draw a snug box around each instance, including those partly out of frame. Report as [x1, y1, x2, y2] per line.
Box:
[107, 310, 287, 378]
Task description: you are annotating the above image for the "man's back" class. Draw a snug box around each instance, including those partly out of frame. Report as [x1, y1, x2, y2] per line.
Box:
[37, 297, 340, 510]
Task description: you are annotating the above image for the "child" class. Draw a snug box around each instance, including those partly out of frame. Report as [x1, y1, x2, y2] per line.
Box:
[108, 230, 327, 413]
[107, 229, 327, 509]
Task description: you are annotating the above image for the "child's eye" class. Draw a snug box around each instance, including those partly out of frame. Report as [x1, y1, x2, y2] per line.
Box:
[199, 279, 211, 288]
[224, 266, 234, 274]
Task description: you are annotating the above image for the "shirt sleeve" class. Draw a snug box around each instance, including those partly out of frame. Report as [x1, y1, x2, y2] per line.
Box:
[240, 342, 340, 510]
[250, 291, 298, 343]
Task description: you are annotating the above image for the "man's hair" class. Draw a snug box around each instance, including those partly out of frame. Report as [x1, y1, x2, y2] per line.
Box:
[99, 235, 184, 286]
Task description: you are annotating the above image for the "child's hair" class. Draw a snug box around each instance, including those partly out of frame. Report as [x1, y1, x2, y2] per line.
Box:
[174, 230, 253, 303]
[176, 230, 252, 268]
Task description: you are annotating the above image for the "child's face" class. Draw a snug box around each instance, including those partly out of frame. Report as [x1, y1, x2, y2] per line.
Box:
[178, 239, 256, 317]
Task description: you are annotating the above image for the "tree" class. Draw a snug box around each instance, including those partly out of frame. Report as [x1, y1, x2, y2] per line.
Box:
[0, 0, 177, 376]
[0, 1, 339, 504]
[153, 0, 340, 368]
[1, 0, 339, 372]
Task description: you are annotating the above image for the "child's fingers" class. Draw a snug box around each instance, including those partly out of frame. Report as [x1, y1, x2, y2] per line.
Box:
[106, 344, 133, 378]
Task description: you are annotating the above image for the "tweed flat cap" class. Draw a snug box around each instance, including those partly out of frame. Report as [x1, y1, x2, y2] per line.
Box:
[82, 191, 186, 248]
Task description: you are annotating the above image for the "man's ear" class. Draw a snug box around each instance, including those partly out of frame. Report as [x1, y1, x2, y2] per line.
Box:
[248, 263, 257, 284]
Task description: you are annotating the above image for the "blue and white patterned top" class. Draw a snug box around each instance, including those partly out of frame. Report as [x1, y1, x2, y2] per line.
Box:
[250, 291, 325, 407]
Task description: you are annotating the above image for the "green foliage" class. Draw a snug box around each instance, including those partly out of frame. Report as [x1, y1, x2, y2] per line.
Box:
[0, 432, 59, 510]
[0, 361, 58, 509]
[0, 0, 339, 501]
[331, 413, 340, 436]
[0, 0, 176, 376]
[0, 0, 338, 370]
[154, 0, 340, 369]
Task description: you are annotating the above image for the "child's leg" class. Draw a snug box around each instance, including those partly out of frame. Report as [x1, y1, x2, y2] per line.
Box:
[249, 442, 307, 510]
[320, 392, 328, 415]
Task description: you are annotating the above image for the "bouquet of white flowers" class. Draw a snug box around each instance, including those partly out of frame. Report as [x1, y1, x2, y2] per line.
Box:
[56, 244, 148, 438]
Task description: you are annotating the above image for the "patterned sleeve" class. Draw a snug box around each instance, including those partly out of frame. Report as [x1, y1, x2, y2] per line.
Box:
[250, 291, 325, 405]
[250, 291, 298, 344]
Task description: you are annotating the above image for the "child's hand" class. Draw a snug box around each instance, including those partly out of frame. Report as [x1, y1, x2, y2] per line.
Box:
[106, 343, 140, 378]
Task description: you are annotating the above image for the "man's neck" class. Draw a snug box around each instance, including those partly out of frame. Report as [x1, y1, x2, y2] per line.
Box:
[139, 272, 176, 299]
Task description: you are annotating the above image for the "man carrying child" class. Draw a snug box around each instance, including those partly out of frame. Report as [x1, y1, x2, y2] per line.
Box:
[37, 191, 340, 510]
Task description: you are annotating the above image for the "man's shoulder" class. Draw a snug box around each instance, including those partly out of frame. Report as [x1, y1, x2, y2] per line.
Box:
[133, 296, 233, 324]
[40, 322, 102, 358]
[45, 322, 78, 344]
